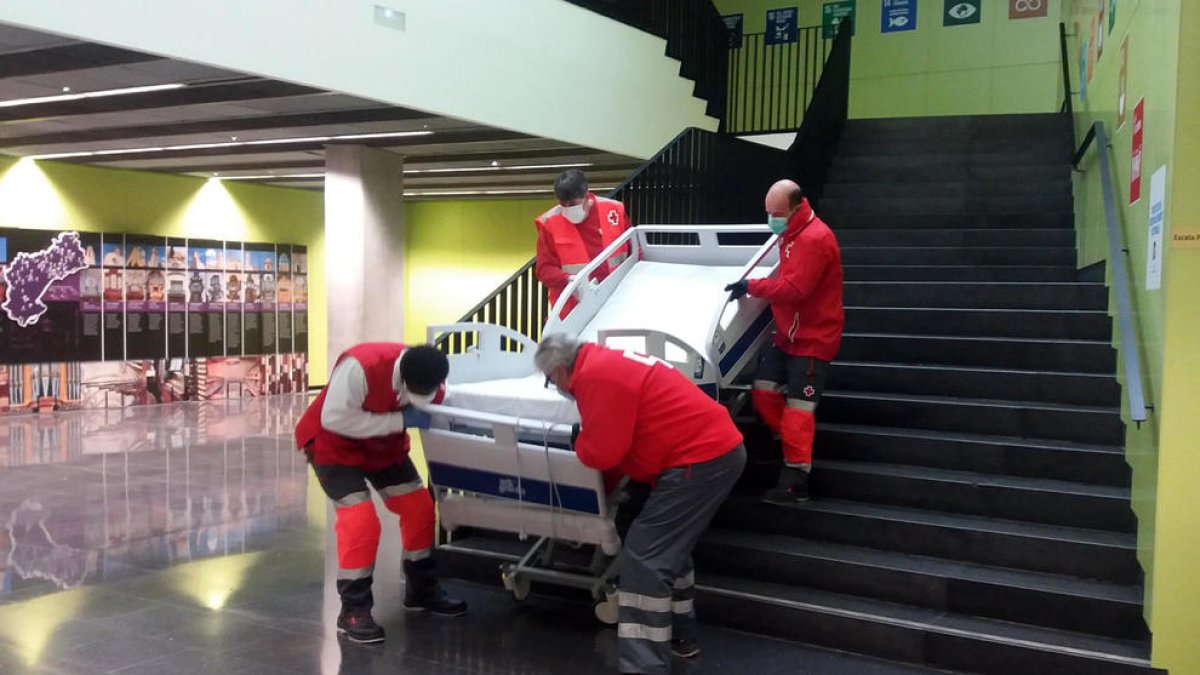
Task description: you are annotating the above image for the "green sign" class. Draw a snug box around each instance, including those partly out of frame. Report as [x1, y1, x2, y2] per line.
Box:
[943, 0, 981, 26]
[823, 0, 856, 39]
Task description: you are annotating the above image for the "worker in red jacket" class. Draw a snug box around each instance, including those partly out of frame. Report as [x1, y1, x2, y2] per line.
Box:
[725, 179, 844, 505]
[294, 343, 467, 643]
[535, 169, 631, 317]
[536, 335, 746, 675]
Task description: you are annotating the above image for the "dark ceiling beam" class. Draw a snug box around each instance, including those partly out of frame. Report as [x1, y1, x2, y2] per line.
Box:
[102, 147, 630, 175]
[60, 128, 533, 162]
[0, 43, 162, 79]
[402, 162, 636, 180]
[0, 106, 436, 149]
[0, 78, 323, 122]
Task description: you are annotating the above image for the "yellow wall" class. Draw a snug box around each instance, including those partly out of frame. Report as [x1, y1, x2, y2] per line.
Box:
[402, 198, 543, 344]
[713, 0, 1064, 119]
[1063, 0, 1178, 634]
[0, 156, 327, 384]
[1146, 2, 1200, 671]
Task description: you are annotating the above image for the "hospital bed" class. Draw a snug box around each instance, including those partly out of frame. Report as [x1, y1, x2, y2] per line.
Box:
[418, 224, 779, 620]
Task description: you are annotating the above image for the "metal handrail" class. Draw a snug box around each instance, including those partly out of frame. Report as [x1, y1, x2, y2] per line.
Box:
[1072, 121, 1149, 424]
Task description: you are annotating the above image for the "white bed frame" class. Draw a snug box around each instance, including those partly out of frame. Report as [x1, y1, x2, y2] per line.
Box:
[419, 224, 780, 618]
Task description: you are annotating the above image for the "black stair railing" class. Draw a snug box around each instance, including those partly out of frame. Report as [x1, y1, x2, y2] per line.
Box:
[563, 0, 731, 122]
[432, 19, 853, 354]
[726, 27, 832, 134]
[787, 17, 852, 209]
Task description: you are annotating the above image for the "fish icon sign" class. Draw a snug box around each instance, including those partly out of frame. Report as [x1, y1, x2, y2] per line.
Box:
[889, 15, 909, 27]
[948, 3, 978, 20]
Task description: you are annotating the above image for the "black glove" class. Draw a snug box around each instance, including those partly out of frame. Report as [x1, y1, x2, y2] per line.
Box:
[725, 279, 749, 301]
[570, 423, 581, 448]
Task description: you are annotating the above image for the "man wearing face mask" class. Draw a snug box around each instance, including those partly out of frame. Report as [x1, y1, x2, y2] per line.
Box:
[294, 343, 467, 643]
[724, 179, 844, 506]
[536, 334, 746, 675]
[535, 169, 631, 317]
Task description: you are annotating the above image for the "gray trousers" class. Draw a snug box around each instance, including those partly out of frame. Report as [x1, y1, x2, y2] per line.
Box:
[617, 444, 746, 675]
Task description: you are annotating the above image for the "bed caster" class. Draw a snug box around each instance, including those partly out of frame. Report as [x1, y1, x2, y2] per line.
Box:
[501, 570, 531, 601]
[594, 591, 619, 625]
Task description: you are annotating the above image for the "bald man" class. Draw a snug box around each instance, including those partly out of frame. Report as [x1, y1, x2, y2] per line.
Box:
[725, 180, 844, 505]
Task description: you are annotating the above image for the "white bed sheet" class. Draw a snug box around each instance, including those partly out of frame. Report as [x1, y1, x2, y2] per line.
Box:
[578, 262, 767, 359]
[443, 374, 581, 424]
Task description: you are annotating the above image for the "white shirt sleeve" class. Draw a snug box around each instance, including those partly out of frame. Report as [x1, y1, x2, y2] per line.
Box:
[320, 357, 409, 439]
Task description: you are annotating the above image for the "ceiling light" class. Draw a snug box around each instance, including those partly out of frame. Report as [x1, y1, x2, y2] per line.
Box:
[404, 185, 616, 197]
[404, 161, 592, 175]
[490, 160, 500, 167]
[62, 86, 71, 92]
[220, 173, 325, 180]
[27, 130, 433, 160]
[0, 83, 185, 109]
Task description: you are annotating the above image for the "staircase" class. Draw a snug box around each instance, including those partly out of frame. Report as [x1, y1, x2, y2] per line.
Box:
[695, 113, 1159, 674]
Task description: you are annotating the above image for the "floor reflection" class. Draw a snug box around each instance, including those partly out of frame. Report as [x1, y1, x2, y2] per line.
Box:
[0, 395, 951, 675]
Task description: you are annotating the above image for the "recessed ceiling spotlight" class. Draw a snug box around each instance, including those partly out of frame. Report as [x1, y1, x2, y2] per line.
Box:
[490, 160, 500, 167]
[231, 136, 239, 141]
[61, 86, 71, 93]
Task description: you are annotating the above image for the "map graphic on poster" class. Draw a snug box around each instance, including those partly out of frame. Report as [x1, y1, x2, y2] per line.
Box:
[1, 232, 88, 328]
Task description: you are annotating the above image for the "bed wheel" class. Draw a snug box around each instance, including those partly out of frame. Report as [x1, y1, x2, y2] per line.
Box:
[594, 591, 619, 625]
[501, 570, 531, 601]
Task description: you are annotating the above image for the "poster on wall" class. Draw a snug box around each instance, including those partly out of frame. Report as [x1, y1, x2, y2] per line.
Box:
[1008, 0, 1047, 20]
[224, 242, 243, 356]
[766, 7, 799, 44]
[1087, 17, 1096, 82]
[124, 235, 167, 360]
[293, 245, 308, 355]
[881, 0, 915, 33]
[821, 2, 855, 39]
[1146, 166, 1167, 291]
[1130, 98, 1144, 204]
[1117, 35, 1129, 129]
[188, 239, 224, 358]
[0, 229, 101, 365]
[165, 237, 188, 360]
[101, 234, 126, 362]
[943, 0, 981, 27]
[243, 243, 272, 356]
[78, 233, 103, 363]
[276, 246, 294, 354]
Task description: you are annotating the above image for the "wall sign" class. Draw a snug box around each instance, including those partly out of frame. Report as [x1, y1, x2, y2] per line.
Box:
[1009, 0, 1047, 20]
[723, 14, 744, 49]
[944, 0, 981, 26]
[881, 0, 916, 33]
[1130, 98, 1144, 204]
[766, 7, 799, 45]
[1117, 34, 1129, 129]
[1145, 165, 1167, 290]
[822, 1, 856, 38]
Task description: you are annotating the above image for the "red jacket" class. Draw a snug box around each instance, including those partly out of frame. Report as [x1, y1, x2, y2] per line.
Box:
[294, 342, 443, 470]
[535, 193, 631, 313]
[747, 198, 844, 361]
[570, 343, 743, 483]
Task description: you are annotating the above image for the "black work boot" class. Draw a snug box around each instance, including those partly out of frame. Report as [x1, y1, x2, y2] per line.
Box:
[337, 605, 385, 643]
[762, 466, 810, 505]
[403, 558, 468, 617]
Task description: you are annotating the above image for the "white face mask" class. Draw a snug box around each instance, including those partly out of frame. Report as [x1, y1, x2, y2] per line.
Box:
[399, 380, 437, 409]
[562, 202, 588, 224]
[407, 391, 436, 408]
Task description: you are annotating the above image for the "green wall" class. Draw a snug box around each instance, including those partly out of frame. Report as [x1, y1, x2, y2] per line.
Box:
[0, 156, 328, 384]
[713, 0, 1064, 119]
[1065, 1, 1200, 672]
[402, 198, 544, 345]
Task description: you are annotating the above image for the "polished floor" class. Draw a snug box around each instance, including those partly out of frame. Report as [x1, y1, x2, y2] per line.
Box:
[0, 396, 956, 675]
